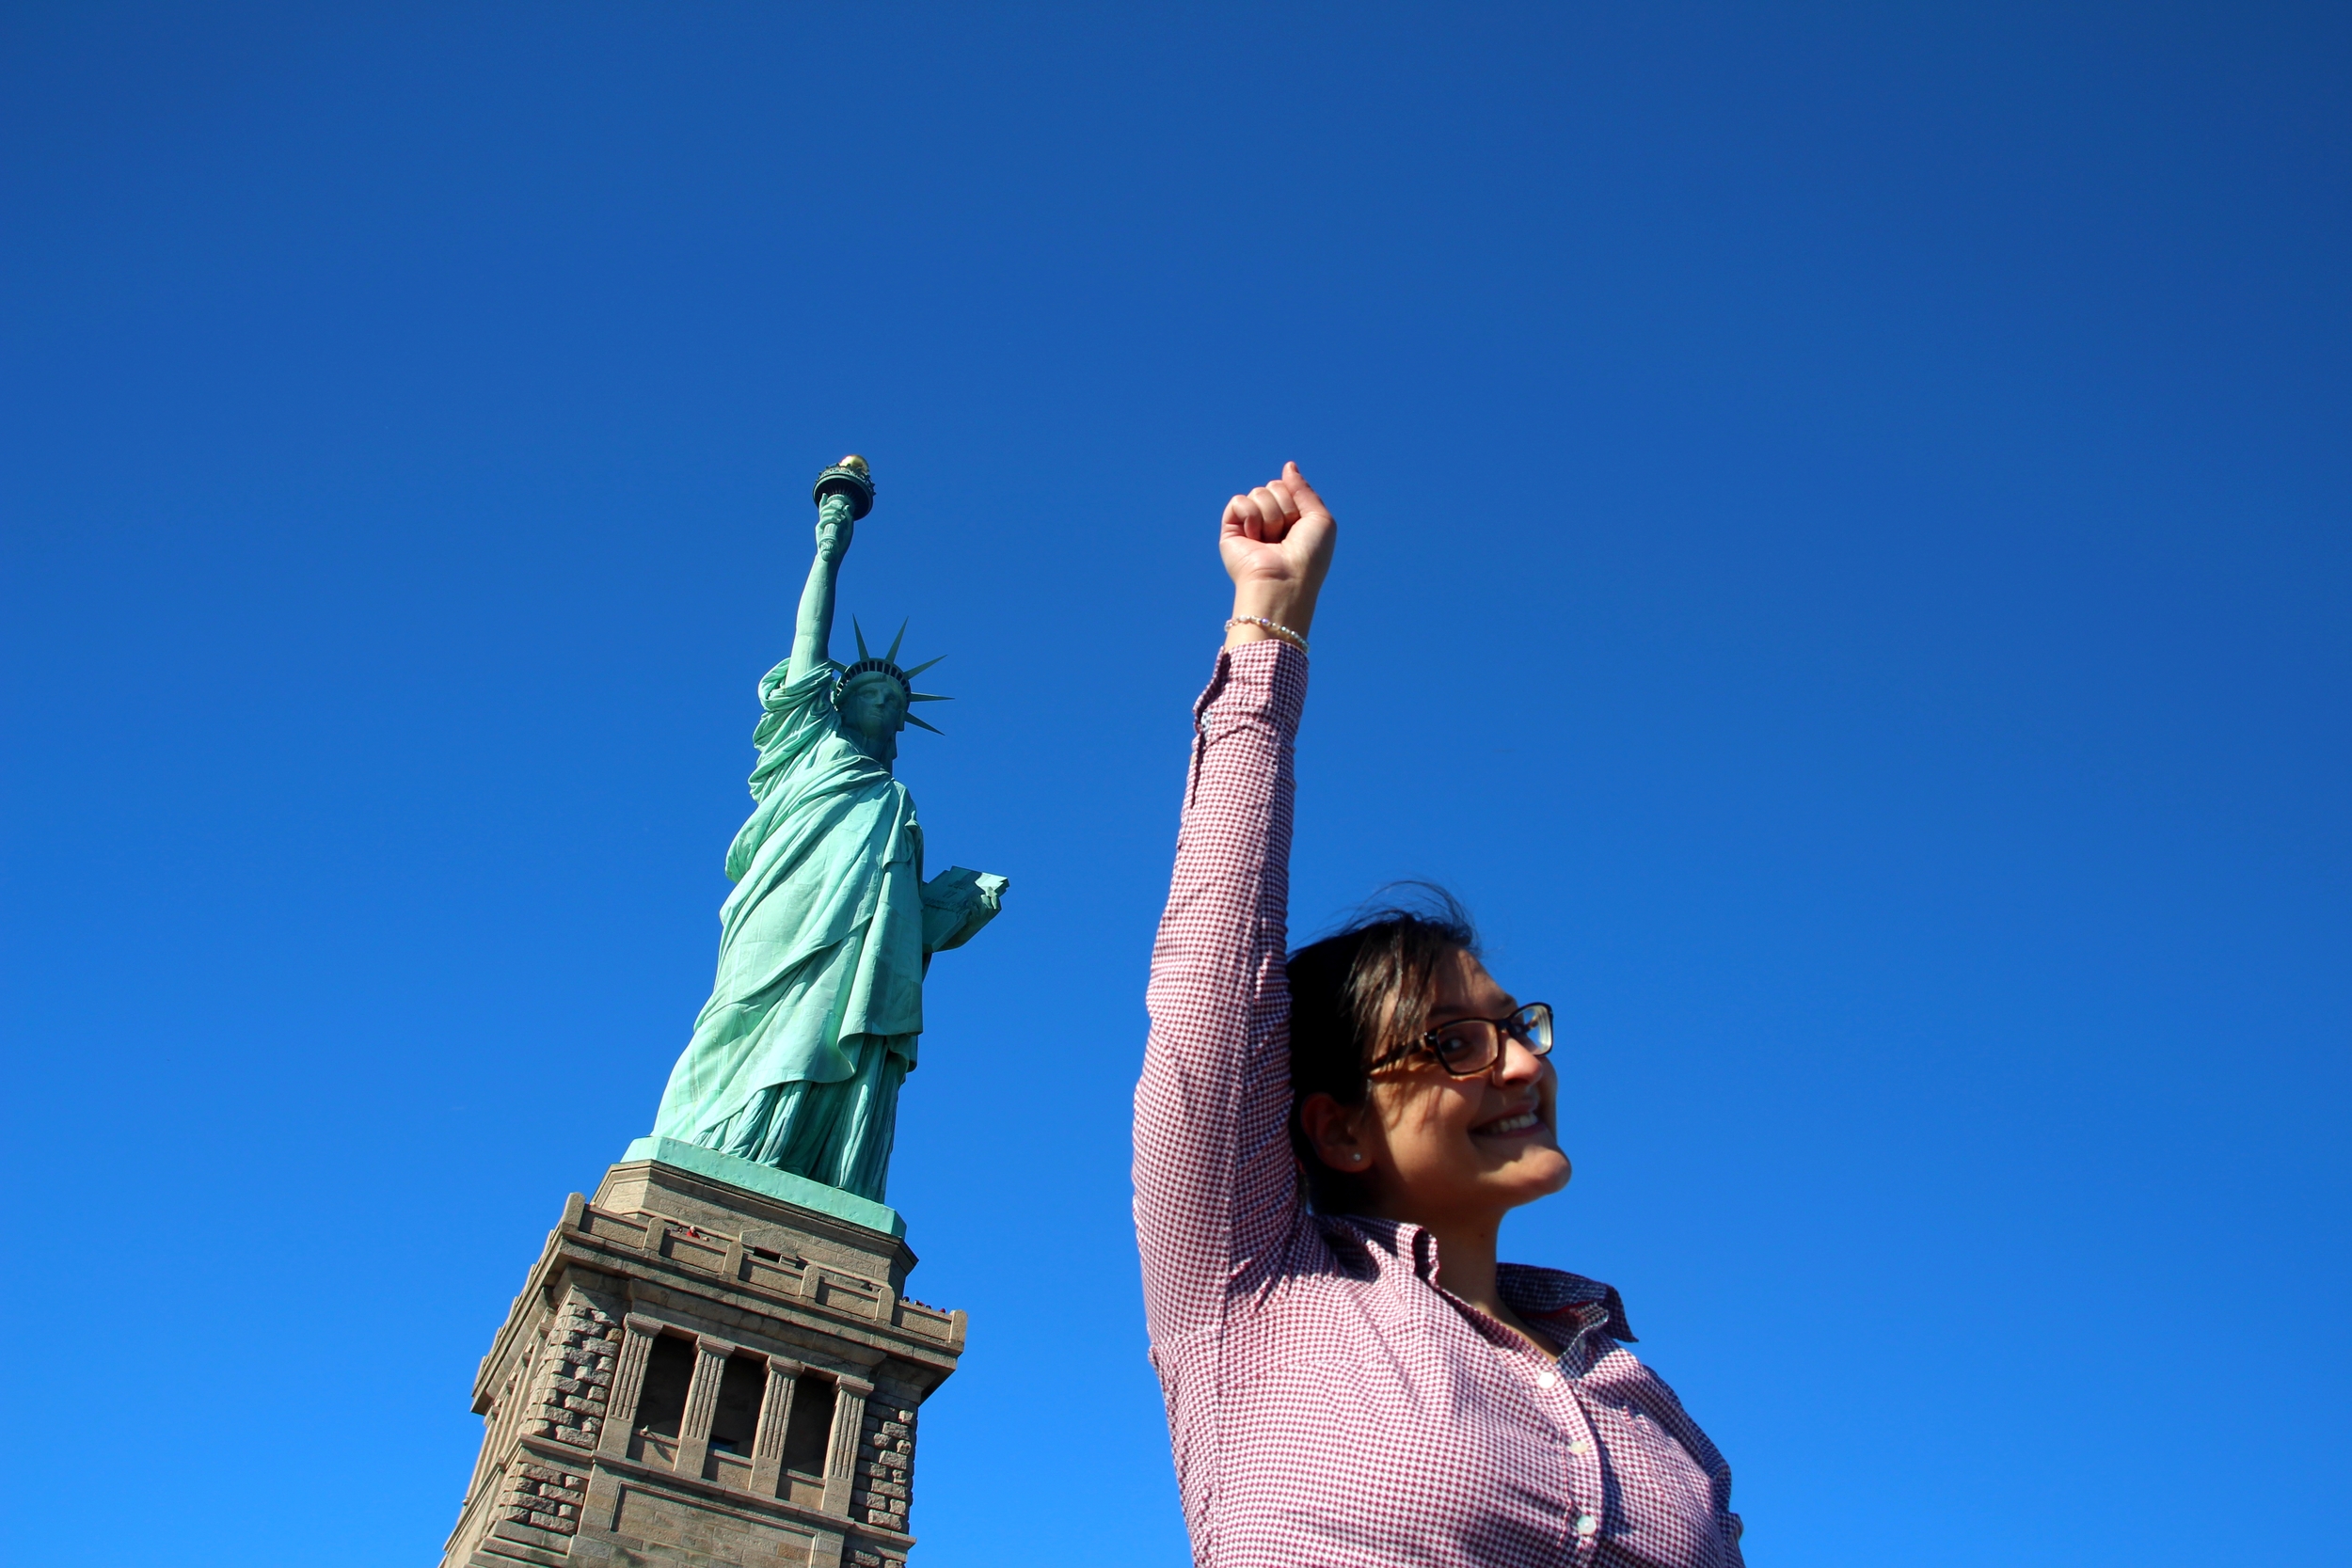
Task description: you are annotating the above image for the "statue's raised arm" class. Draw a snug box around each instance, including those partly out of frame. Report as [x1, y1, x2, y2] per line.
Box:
[644, 456, 1007, 1210]
[785, 457, 868, 686]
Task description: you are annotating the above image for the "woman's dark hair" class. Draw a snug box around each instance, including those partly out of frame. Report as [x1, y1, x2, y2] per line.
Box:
[1285, 885, 1478, 1213]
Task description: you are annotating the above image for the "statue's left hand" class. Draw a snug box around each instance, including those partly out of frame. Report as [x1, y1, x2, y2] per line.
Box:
[920, 866, 1008, 954]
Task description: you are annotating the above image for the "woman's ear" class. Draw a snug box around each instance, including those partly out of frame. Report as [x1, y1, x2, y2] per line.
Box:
[1298, 1091, 1375, 1173]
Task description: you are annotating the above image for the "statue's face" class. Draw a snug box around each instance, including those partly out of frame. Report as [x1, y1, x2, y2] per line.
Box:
[837, 673, 907, 739]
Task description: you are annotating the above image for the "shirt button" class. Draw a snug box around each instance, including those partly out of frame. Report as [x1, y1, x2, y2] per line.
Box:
[1574, 1512, 1599, 1536]
[1537, 1370, 1558, 1389]
[1567, 1438, 1594, 1455]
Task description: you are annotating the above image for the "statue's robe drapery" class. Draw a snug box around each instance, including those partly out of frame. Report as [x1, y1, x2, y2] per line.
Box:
[653, 657, 930, 1201]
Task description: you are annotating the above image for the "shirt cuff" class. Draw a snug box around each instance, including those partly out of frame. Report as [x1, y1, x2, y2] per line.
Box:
[1192, 637, 1309, 741]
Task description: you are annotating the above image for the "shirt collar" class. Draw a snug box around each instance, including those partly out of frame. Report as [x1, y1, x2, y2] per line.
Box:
[1318, 1215, 1638, 1345]
[1498, 1261, 1638, 1344]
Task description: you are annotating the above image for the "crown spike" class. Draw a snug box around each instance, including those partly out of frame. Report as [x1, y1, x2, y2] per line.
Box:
[903, 712, 945, 735]
[852, 617, 871, 660]
[907, 691, 951, 703]
[886, 619, 908, 663]
[902, 654, 946, 679]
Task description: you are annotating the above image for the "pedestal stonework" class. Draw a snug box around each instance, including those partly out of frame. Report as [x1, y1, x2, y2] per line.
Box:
[441, 1149, 965, 1568]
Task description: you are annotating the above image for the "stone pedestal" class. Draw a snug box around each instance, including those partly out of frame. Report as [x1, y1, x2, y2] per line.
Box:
[441, 1147, 965, 1568]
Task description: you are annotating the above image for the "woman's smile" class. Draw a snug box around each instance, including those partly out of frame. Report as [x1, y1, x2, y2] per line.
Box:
[1471, 1106, 1546, 1139]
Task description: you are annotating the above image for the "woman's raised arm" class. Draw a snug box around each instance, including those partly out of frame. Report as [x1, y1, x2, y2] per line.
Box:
[1136, 464, 1336, 1345]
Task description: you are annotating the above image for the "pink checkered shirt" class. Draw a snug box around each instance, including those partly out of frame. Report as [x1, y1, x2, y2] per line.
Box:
[1136, 641, 1745, 1568]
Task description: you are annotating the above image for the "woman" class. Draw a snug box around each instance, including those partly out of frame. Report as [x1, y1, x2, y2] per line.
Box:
[1136, 463, 1743, 1567]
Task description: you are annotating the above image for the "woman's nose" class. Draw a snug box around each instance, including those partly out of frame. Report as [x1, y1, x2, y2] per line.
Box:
[1493, 1037, 1545, 1085]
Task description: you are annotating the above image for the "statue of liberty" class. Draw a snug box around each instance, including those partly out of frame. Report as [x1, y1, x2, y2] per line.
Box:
[650, 458, 1006, 1203]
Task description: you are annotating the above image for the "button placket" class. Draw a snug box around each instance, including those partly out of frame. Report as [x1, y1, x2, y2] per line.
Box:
[1555, 1355, 1604, 1548]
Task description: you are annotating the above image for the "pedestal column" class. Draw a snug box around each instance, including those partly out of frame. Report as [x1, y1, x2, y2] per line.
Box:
[750, 1354, 803, 1498]
[822, 1373, 875, 1516]
[675, 1336, 737, 1479]
[596, 1315, 660, 1459]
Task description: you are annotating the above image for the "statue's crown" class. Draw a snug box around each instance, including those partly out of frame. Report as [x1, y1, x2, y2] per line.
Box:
[835, 618, 951, 734]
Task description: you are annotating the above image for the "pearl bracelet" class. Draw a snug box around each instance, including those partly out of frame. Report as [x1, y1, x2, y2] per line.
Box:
[1226, 616, 1310, 655]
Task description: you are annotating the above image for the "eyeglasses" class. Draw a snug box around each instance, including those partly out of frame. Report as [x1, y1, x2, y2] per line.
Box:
[1368, 1002, 1554, 1079]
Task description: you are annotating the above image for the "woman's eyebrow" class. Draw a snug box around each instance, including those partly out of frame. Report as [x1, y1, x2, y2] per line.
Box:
[1424, 996, 1517, 1027]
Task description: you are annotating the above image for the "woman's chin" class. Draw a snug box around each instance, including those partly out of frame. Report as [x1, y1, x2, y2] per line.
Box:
[1493, 1147, 1571, 1204]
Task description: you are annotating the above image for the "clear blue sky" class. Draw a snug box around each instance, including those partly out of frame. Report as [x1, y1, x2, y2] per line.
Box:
[4, 5, 2346, 1565]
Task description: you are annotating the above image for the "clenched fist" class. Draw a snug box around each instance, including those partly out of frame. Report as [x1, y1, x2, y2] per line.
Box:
[1221, 461, 1337, 651]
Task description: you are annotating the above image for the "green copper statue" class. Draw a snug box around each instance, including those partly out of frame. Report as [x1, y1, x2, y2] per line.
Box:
[651, 458, 1007, 1203]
